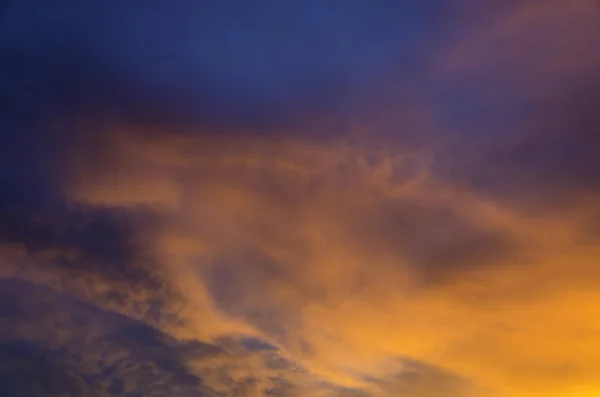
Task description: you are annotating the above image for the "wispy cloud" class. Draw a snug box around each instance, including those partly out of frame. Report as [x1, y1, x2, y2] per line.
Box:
[1, 1, 599, 396]
[59, 127, 600, 396]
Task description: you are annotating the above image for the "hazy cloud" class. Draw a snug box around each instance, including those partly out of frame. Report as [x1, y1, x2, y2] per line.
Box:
[1, 1, 599, 396]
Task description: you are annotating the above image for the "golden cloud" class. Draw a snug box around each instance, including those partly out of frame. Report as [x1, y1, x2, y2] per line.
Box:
[61, 127, 600, 396]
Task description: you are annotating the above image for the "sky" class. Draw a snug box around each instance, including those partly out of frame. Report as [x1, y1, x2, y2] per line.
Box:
[1, 1, 600, 396]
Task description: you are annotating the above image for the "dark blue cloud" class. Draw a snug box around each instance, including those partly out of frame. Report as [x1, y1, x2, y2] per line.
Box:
[432, 69, 600, 211]
[0, 278, 218, 396]
[1, 1, 452, 125]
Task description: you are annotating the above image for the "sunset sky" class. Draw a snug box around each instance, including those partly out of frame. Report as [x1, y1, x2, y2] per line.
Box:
[1, 1, 600, 396]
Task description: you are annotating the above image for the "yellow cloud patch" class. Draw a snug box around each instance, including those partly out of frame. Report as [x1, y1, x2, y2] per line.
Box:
[63, 130, 600, 396]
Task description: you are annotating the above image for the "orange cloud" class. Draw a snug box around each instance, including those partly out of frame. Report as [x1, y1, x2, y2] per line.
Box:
[44, 4, 600, 396]
[63, 128, 600, 396]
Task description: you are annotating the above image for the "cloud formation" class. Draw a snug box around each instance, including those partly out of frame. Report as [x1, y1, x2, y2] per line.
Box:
[63, 126, 600, 396]
[1, 0, 600, 396]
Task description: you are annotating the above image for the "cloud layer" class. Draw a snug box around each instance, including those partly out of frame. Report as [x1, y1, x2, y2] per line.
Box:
[1, 1, 600, 396]
[60, 127, 600, 396]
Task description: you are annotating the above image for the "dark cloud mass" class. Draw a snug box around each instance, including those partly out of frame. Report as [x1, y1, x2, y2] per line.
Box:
[1, 1, 600, 396]
[0, 278, 210, 396]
